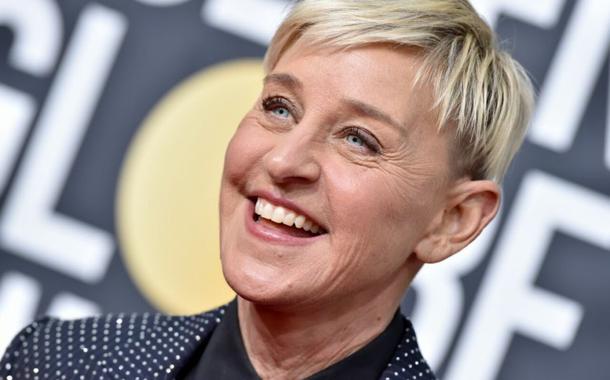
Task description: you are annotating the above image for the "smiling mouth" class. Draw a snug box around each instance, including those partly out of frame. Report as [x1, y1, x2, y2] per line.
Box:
[250, 197, 327, 238]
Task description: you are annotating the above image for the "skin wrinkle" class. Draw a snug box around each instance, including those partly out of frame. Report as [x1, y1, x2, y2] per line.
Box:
[341, 97, 406, 136]
[219, 39, 500, 379]
[238, 289, 402, 379]
[259, 94, 387, 170]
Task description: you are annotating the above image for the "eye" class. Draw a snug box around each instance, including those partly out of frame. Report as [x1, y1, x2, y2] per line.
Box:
[271, 106, 290, 119]
[342, 127, 382, 154]
[346, 133, 365, 147]
[262, 96, 294, 120]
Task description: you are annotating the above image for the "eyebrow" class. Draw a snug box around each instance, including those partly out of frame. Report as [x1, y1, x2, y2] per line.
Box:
[342, 98, 405, 134]
[263, 73, 303, 91]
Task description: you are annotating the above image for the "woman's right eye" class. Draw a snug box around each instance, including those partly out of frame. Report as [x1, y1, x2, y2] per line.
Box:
[262, 96, 294, 120]
[271, 106, 290, 119]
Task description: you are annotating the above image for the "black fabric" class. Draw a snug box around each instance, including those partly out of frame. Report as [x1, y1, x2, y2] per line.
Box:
[0, 302, 436, 380]
[182, 299, 404, 380]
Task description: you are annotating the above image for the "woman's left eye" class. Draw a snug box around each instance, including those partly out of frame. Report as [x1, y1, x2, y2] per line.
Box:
[342, 127, 382, 154]
[346, 133, 365, 147]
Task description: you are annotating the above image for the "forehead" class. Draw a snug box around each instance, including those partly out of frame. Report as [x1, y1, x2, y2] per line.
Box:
[269, 40, 439, 136]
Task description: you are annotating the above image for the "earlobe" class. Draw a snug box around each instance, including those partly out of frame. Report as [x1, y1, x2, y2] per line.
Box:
[414, 180, 500, 263]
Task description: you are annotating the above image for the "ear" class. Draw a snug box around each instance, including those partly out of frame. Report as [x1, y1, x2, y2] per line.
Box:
[414, 179, 500, 263]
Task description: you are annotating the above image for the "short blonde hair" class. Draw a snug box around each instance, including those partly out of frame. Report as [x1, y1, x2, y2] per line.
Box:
[265, 0, 534, 182]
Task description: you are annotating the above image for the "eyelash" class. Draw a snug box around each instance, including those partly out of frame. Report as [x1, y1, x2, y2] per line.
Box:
[341, 127, 382, 154]
[261, 96, 382, 154]
[262, 96, 294, 120]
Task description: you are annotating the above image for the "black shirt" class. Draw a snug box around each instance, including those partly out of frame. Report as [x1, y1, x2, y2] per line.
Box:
[181, 300, 405, 379]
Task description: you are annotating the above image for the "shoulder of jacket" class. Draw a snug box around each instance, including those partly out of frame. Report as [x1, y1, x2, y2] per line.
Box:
[0, 304, 228, 380]
[0, 316, 54, 379]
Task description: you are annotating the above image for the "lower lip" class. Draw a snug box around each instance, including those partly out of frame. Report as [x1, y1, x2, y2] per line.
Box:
[244, 200, 325, 246]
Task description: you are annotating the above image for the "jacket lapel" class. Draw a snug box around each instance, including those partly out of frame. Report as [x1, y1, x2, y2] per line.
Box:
[377, 318, 436, 379]
[105, 305, 435, 380]
[105, 306, 226, 379]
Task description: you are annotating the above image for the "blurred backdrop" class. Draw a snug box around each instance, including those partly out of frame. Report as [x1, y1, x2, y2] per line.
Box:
[0, 0, 609, 379]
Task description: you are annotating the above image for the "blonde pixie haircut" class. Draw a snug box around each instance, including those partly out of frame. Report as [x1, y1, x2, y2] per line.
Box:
[264, 0, 535, 182]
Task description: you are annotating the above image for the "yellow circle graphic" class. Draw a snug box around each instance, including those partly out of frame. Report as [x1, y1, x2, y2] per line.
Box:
[116, 59, 264, 315]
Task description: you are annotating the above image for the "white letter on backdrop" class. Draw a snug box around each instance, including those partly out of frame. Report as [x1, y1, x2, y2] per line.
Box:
[0, 0, 66, 194]
[133, 0, 190, 6]
[606, 67, 610, 171]
[445, 170, 610, 380]
[47, 292, 100, 320]
[0, 272, 41, 354]
[0, 0, 63, 76]
[529, 0, 610, 153]
[0, 86, 35, 196]
[470, 0, 564, 29]
[202, 0, 289, 45]
[0, 4, 127, 283]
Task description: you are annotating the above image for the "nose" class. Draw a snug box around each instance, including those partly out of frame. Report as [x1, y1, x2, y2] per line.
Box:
[262, 128, 321, 185]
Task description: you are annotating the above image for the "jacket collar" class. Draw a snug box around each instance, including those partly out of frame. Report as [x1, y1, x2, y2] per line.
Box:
[109, 304, 435, 380]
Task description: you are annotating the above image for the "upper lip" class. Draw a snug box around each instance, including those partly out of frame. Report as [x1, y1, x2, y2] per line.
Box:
[249, 190, 328, 233]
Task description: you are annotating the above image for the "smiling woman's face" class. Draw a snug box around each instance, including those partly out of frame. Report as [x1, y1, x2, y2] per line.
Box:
[219, 41, 454, 309]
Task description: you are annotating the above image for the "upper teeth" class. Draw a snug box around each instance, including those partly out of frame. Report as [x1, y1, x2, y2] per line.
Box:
[255, 198, 322, 234]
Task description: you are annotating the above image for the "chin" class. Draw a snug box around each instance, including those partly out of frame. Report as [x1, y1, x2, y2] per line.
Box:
[222, 254, 317, 310]
[222, 254, 285, 304]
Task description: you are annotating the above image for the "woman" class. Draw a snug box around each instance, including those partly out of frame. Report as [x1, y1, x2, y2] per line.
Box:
[0, 0, 533, 379]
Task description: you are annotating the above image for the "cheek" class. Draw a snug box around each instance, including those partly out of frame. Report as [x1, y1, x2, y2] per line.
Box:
[320, 167, 419, 293]
[222, 121, 267, 185]
[220, 119, 268, 227]
[326, 164, 412, 228]
[326, 162, 436, 254]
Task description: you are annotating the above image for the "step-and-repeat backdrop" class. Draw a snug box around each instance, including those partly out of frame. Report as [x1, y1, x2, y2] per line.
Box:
[1, 0, 608, 379]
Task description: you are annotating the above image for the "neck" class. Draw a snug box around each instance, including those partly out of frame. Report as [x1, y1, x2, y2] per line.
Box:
[237, 266, 416, 379]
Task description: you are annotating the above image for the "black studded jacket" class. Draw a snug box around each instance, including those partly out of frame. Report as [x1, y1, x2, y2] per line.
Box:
[0, 304, 436, 380]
